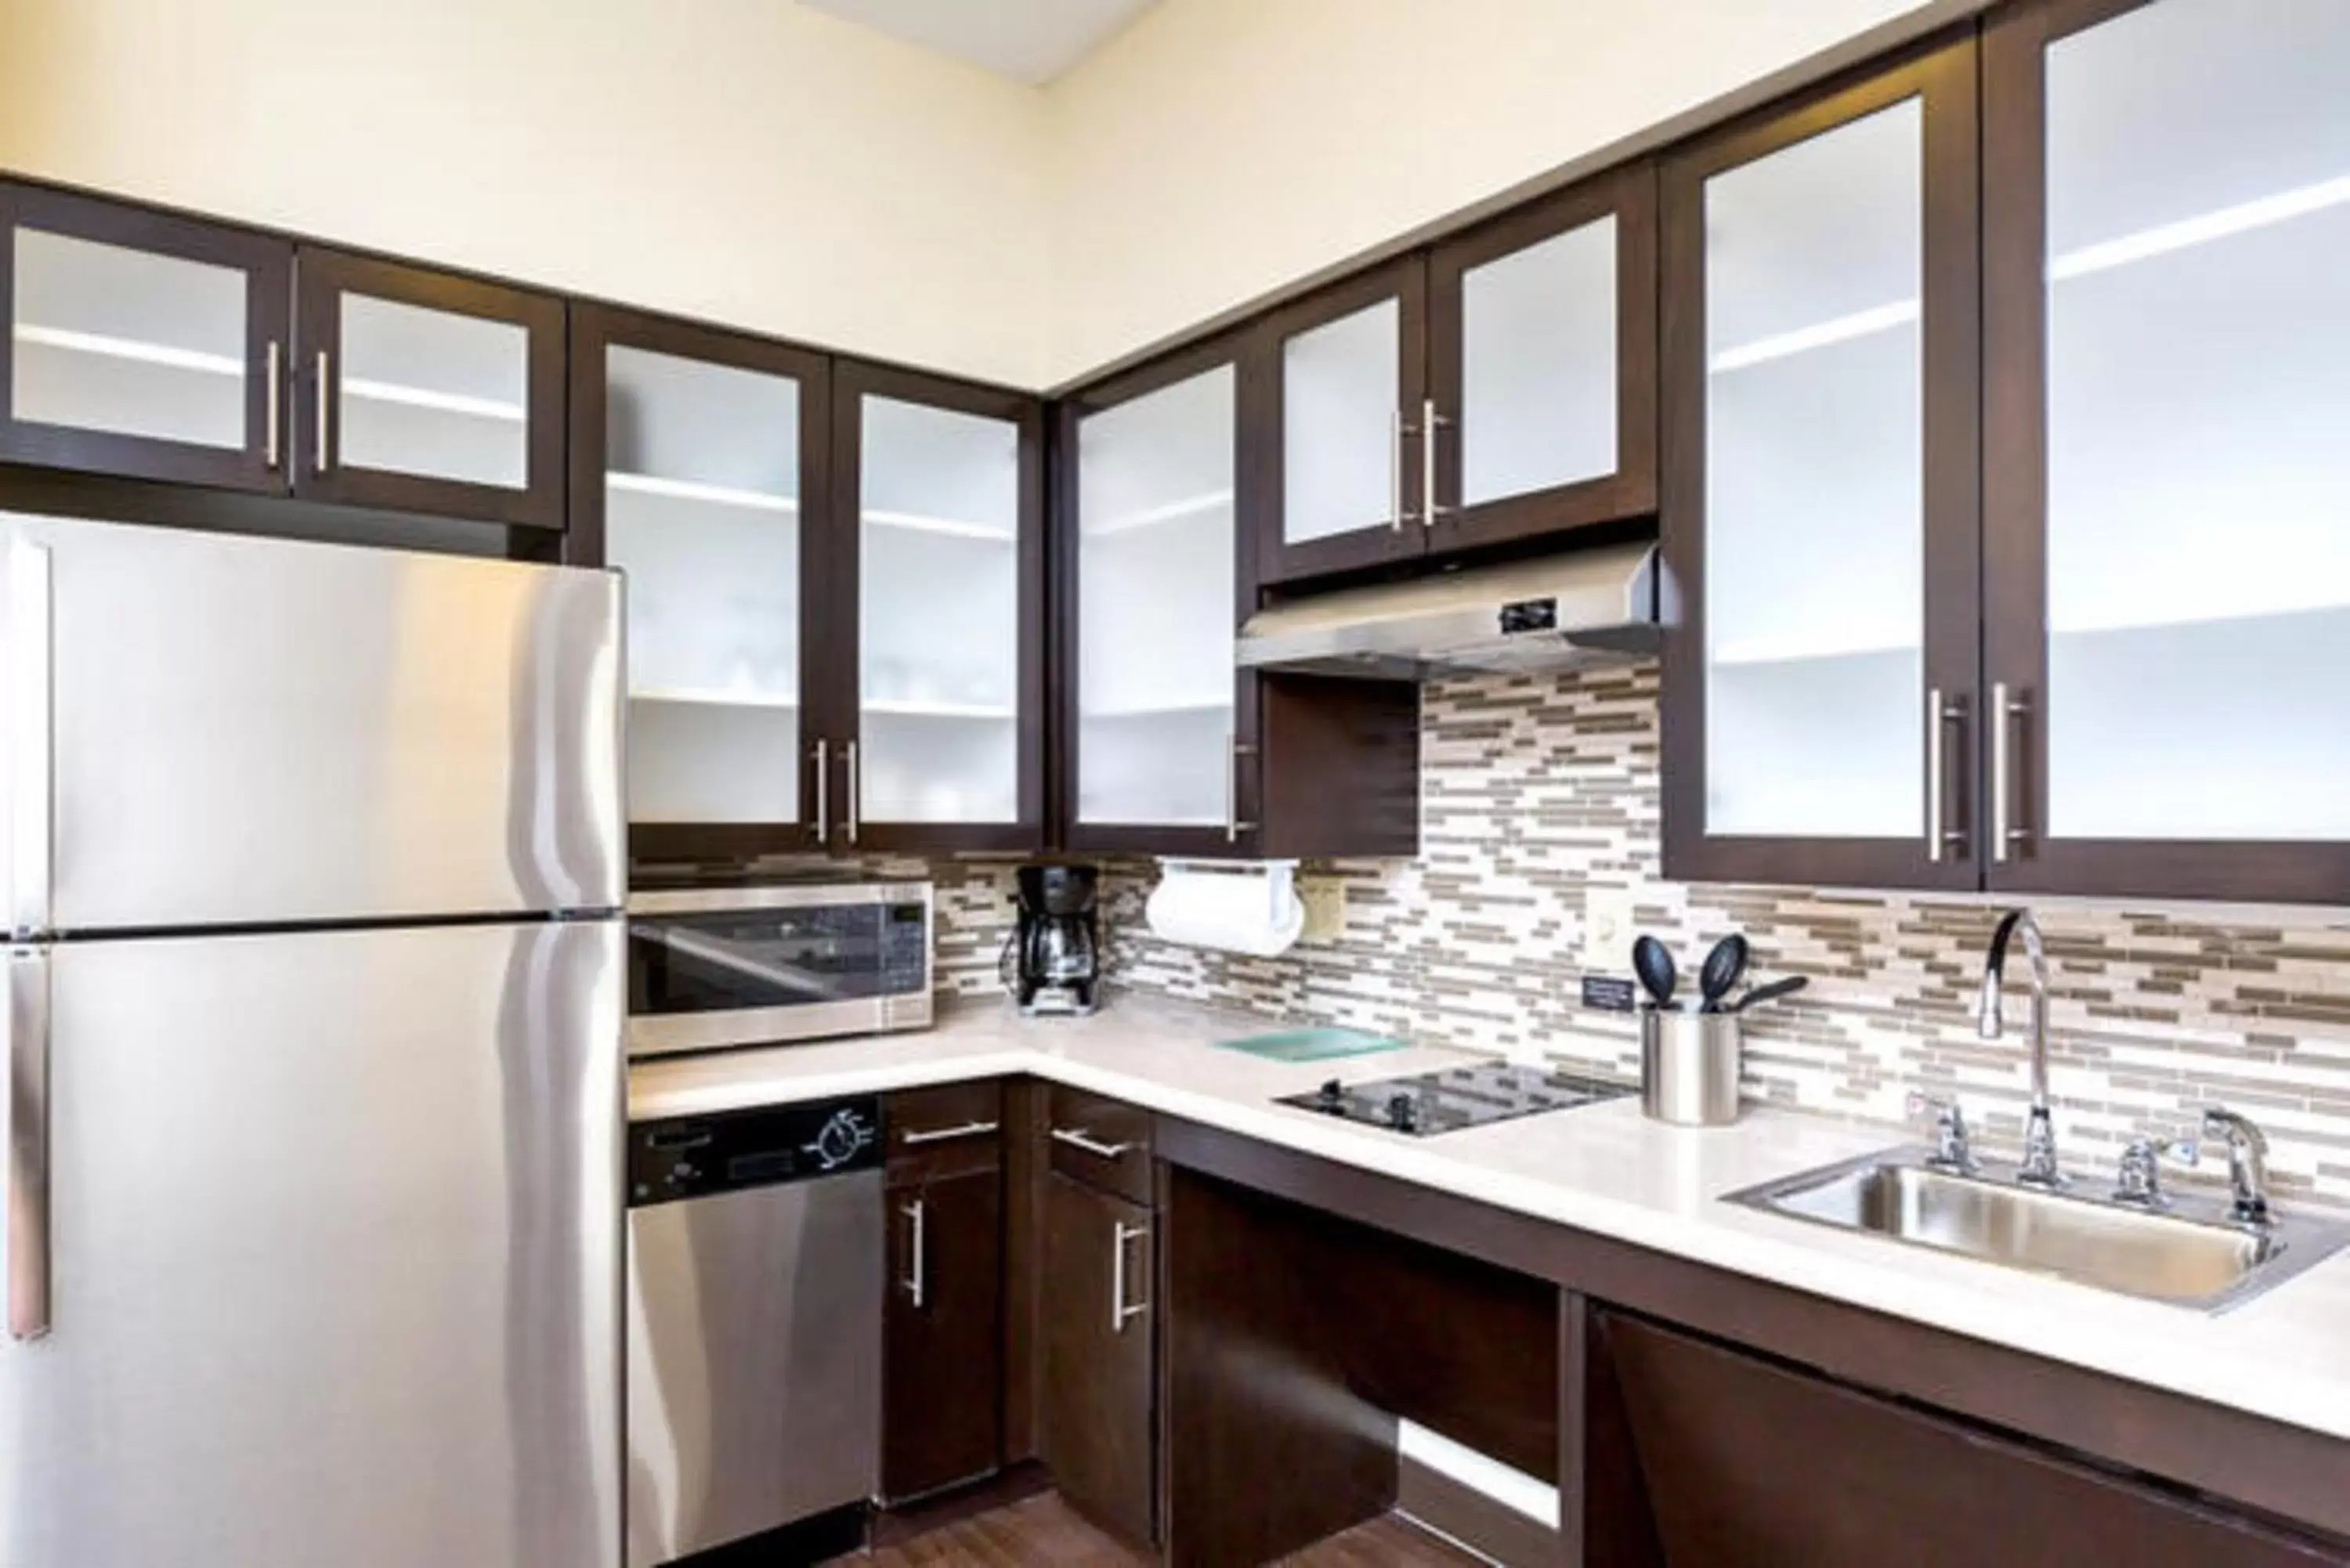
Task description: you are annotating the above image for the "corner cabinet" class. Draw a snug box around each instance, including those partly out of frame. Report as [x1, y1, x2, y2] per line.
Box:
[1659, 39, 1984, 890]
[1979, 0, 2350, 902]
[1253, 164, 1659, 586]
[1058, 338, 1419, 858]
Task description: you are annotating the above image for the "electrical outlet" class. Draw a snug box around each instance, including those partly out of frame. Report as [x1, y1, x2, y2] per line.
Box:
[1583, 887, 1636, 970]
[1298, 877, 1347, 944]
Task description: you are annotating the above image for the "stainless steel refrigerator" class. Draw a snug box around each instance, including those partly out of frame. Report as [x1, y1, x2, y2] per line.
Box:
[0, 513, 626, 1568]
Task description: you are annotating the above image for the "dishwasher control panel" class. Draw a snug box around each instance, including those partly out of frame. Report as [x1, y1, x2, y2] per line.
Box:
[628, 1096, 882, 1207]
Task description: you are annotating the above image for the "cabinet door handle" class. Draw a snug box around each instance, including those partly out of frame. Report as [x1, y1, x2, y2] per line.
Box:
[812, 738, 829, 844]
[263, 339, 283, 471]
[1226, 736, 1259, 844]
[313, 350, 332, 474]
[6, 948, 52, 1342]
[899, 1120, 1000, 1147]
[1420, 398, 1451, 528]
[1050, 1126, 1132, 1161]
[1925, 687, 1968, 862]
[1991, 681, 2030, 863]
[1389, 407, 1408, 530]
[901, 1198, 926, 1309]
[844, 739, 859, 846]
[1112, 1220, 1149, 1333]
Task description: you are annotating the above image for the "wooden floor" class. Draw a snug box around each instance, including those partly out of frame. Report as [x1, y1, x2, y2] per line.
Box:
[831, 1492, 1484, 1567]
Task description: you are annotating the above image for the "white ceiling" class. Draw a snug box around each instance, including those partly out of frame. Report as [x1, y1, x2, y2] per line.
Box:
[798, 0, 1161, 85]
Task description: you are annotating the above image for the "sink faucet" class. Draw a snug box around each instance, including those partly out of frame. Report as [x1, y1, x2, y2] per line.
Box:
[1979, 909, 2064, 1187]
[2200, 1107, 2272, 1227]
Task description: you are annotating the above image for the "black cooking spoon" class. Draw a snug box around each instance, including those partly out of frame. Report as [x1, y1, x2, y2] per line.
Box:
[1697, 934, 1749, 1013]
[1731, 974, 1810, 1013]
[1632, 935, 1677, 1009]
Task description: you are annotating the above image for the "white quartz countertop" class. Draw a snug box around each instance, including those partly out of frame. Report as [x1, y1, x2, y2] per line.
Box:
[630, 992, 2350, 1446]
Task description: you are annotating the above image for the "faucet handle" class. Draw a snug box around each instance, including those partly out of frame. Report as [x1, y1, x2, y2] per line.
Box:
[2112, 1135, 2197, 1208]
[1907, 1091, 1979, 1176]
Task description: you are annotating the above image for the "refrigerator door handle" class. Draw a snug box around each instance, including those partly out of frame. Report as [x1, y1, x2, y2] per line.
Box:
[7, 540, 53, 938]
[5, 946, 51, 1341]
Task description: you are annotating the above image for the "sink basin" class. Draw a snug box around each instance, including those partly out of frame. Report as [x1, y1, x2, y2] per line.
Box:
[1728, 1149, 2350, 1313]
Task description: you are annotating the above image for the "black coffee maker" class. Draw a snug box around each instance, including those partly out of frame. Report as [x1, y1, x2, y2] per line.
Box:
[1005, 864, 1101, 1017]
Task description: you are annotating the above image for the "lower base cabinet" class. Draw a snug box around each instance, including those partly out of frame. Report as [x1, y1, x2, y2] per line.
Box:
[884, 1165, 1006, 1502]
[1600, 1313, 2340, 1568]
[1039, 1170, 1158, 1545]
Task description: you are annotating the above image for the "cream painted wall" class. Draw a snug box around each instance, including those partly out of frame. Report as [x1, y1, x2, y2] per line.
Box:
[0, 0, 1056, 385]
[1041, 0, 1941, 384]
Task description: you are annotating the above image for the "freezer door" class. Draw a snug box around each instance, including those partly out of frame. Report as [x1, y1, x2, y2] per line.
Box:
[0, 513, 622, 933]
[0, 919, 624, 1568]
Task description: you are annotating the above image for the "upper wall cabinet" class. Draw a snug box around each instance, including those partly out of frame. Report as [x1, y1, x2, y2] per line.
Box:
[1061, 338, 1420, 859]
[1253, 166, 1659, 586]
[295, 247, 566, 529]
[1, 182, 291, 491]
[569, 302, 831, 862]
[832, 360, 1046, 854]
[1659, 39, 1982, 890]
[1981, 0, 2350, 902]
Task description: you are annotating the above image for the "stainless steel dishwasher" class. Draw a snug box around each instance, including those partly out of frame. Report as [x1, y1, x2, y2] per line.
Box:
[624, 1097, 884, 1568]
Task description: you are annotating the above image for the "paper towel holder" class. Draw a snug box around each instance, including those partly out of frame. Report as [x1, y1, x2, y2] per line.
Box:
[1146, 857, 1306, 957]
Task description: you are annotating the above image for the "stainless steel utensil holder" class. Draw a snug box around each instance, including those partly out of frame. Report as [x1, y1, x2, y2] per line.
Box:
[1641, 1008, 1743, 1127]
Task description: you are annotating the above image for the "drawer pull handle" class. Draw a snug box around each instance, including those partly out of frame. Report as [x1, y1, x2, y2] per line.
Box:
[1050, 1126, 1133, 1161]
[899, 1119, 1000, 1147]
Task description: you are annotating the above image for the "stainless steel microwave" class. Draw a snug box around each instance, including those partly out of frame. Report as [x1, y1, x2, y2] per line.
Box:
[625, 881, 935, 1058]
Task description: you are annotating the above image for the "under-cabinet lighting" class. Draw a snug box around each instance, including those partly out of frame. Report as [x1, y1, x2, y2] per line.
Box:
[2049, 172, 2350, 283]
[342, 378, 526, 422]
[1708, 299, 1918, 374]
[13, 323, 243, 377]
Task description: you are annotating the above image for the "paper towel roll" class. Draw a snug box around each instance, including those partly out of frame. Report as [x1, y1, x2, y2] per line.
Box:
[1144, 859, 1305, 957]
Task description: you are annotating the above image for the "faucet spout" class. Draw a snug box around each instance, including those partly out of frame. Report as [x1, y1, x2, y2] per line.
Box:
[1980, 909, 2063, 1187]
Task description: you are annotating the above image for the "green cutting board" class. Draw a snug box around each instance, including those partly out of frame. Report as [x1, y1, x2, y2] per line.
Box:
[1216, 1027, 1410, 1062]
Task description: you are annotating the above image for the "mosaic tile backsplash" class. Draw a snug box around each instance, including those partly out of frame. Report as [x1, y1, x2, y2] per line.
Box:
[827, 663, 2350, 1206]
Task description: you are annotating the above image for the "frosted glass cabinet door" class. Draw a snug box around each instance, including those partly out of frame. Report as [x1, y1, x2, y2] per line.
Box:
[1426, 164, 1660, 552]
[1071, 356, 1242, 848]
[839, 363, 1043, 851]
[295, 247, 566, 529]
[0, 182, 291, 491]
[571, 305, 827, 844]
[1983, 0, 2350, 899]
[1659, 42, 1983, 889]
[1260, 259, 1427, 585]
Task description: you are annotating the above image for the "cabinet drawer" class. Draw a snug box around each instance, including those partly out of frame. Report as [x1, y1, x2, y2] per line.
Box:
[1046, 1086, 1155, 1204]
[886, 1081, 1004, 1183]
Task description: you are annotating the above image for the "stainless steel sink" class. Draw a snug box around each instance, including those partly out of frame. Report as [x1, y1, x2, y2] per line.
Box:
[1727, 1149, 2350, 1313]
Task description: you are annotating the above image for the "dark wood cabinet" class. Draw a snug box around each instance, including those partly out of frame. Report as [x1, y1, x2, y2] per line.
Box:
[293, 246, 566, 529]
[567, 302, 833, 863]
[883, 1082, 1008, 1504]
[1038, 1169, 1157, 1548]
[0, 180, 292, 493]
[827, 360, 1047, 854]
[1057, 335, 1421, 860]
[1252, 167, 1660, 588]
[1601, 1312, 2340, 1568]
[1658, 37, 1984, 891]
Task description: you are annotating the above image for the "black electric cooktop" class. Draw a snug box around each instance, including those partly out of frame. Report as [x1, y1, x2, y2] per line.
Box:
[1278, 1060, 1636, 1136]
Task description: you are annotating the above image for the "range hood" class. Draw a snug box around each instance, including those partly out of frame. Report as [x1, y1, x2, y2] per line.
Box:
[1237, 541, 1660, 680]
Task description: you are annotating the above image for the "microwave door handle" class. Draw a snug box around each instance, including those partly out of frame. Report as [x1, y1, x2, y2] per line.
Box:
[8, 540, 53, 938]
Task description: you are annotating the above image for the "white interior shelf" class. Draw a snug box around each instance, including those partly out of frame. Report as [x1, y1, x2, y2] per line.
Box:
[630, 685, 800, 710]
[2050, 171, 2350, 284]
[1084, 489, 1235, 538]
[864, 507, 1016, 542]
[608, 471, 797, 512]
[13, 322, 243, 377]
[862, 699, 1017, 719]
[1083, 696, 1234, 718]
[341, 377, 526, 423]
[1709, 300, 1918, 376]
[1709, 633, 1921, 667]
